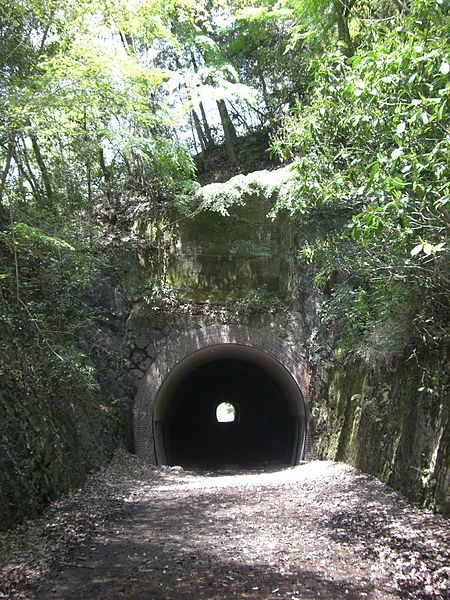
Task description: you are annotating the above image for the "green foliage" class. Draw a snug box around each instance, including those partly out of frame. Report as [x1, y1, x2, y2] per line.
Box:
[1, 0, 196, 218]
[0, 223, 74, 256]
[281, 0, 399, 51]
[136, 279, 179, 311]
[0, 191, 120, 529]
[0, 332, 115, 529]
[1, 212, 105, 327]
[273, 0, 449, 356]
[1, 0, 449, 524]
[227, 2, 310, 125]
[231, 286, 286, 318]
[323, 280, 422, 358]
[196, 166, 293, 214]
[0, 1, 199, 469]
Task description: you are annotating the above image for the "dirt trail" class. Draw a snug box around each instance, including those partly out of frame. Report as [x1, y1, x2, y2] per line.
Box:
[1, 452, 448, 599]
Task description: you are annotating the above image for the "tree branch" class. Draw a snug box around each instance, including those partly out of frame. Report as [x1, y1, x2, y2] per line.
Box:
[390, 0, 410, 13]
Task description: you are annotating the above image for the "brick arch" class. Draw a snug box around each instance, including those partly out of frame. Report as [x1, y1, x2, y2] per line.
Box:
[134, 324, 310, 465]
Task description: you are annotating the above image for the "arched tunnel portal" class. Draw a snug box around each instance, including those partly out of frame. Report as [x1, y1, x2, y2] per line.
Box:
[134, 326, 310, 468]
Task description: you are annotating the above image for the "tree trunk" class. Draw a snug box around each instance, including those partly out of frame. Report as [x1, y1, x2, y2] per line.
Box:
[334, 0, 354, 56]
[12, 147, 28, 203]
[98, 148, 113, 203]
[28, 128, 53, 203]
[189, 114, 200, 155]
[391, 0, 410, 12]
[258, 70, 271, 118]
[228, 100, 249, 130]
[199, 102, 215, 149]
[0, 135, 15, 205]
[192, 109, 208, 152]
[86, 161, 92, 207]
[216, 99, 238, 166]
[174, 55, 207, 152]
[19, 136, 44, 204]
[189, 52, 216, 150]
[132, 151, 145, 190]
[119, 31, 134, 55]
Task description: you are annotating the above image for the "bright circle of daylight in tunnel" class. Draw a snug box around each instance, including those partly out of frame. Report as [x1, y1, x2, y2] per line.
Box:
[216, 402, 236, 423]
[152, 344, 307, 468]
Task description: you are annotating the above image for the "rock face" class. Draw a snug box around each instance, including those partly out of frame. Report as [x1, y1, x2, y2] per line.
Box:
[310, 355, 449, 515]
[0, 353, 116, 530]
[163, 169, 296, 302]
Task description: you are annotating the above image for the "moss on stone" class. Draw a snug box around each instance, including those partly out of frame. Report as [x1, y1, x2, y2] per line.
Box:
[0, 347, 116, 530]
[311, 350, 449, 514]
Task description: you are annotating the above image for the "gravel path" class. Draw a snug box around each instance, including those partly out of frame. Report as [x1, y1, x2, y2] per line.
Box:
[1, 451, 448, 599]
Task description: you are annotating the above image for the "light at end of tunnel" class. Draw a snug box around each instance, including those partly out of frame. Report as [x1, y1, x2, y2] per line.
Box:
[216, 401, 236, 423]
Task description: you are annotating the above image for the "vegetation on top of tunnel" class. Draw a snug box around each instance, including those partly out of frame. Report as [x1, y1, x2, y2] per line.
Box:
[194, 166, 294, 216]
[1, 0, 448, 367]
[135, 282, 290, 326]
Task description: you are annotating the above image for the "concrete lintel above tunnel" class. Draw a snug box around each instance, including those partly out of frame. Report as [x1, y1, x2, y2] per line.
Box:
[133, 325, 310, 468]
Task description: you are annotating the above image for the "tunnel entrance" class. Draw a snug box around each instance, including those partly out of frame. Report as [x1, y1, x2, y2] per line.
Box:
[152, 344, 307, 468]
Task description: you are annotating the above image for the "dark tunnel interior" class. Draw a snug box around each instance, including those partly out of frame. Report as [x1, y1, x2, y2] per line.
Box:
[153, 348, 305, 468]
